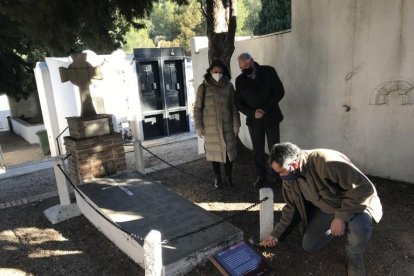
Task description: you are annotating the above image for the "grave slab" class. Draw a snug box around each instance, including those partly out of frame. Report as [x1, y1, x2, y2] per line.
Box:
[75, 171, 243, 275]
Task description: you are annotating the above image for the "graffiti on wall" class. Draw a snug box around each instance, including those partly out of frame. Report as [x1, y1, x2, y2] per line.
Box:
[370, 80, 414, 105]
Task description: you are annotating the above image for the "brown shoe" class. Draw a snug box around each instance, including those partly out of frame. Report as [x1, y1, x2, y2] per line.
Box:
[347, 258, 366, 276]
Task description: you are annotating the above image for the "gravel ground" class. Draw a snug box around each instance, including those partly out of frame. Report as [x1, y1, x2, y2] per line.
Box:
[1, 140, 413, 275]
[124, 137, 201, 170]
[0, 137, 199, 204]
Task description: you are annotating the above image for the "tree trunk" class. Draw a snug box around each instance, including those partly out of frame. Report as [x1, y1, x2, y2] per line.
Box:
[203, 0, 237, 69]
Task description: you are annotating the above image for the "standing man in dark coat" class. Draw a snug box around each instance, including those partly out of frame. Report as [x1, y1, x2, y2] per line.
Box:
[235, 53, 285, 188]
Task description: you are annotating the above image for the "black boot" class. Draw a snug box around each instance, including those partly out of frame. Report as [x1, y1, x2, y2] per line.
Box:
[212, 161, 222, 189]
[225, 175, 234, 187]
[224, 159, 233, 187]
[215, 175, 222, 189]
[253, 176, 267, 188]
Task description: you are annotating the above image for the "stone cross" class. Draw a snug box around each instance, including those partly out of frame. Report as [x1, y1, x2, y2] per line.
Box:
[59, 52, 103, 118]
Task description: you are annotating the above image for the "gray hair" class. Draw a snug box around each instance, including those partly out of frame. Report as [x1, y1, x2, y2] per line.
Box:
[269, 142, 302, 170]
[238, 53, 253, 61]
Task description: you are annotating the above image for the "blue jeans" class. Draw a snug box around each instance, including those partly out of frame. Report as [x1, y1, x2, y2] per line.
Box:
[302, 209, 373, 260]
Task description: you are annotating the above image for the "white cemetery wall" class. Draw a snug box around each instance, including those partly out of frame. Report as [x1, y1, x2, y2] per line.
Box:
[35, 62, 61, 156]
[36, 50, 143, 151]
[190, 37, 210, 155]
[192, 0, 414, 183]
[0, 95, 11, 131]
[44, 57, 80, 155]
[185, 59, 196, 133]
[89, 50, 136, 132]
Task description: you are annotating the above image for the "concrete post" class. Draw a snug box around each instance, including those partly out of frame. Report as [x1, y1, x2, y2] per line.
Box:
[134, 140, 145, 175]
[43, 157, 81, 224]
[34, 62, 61, 157]
[144, 230, 163, 276]
[259, 188, 274, 241]
[54, 157, 71, 205]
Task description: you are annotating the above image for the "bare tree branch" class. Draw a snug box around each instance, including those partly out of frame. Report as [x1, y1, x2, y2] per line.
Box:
[198, 0, 208, 18]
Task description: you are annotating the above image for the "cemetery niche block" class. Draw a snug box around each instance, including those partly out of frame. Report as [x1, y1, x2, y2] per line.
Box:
[134, 48, 189, 139]
[64, 115, 126, 185]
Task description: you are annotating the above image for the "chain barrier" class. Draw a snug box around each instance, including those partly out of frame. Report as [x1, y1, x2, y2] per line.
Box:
[56, 143, 269, 245]
[165, 196, 268, 244]
[126, 143, 215, 185]
[57, 153, 72, 161]
[55, 126, 69, 156]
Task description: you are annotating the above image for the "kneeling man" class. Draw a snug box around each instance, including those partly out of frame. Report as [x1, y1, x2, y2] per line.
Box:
[261, 142, 382, 276]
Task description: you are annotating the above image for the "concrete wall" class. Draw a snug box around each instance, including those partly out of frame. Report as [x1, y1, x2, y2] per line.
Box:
[10, 117, 44, 144]
[35, 51, 141, 156]
[35, 57, 78, 156]
[191, 0, 414, 183]
[88, 50, 137, 131]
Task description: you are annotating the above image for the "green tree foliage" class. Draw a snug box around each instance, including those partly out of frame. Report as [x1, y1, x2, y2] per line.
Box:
[149, 1, 181, 42]
[122, 26, 156, 53]
[254, 0, 291, 35]
[147, 0, 205, 54]
[236, 0, 249, 35]
[0, 0, 186, 100]
[243, 0, 262, 35]
[1, 0, 291, 100]
[173, 0, 205, 54]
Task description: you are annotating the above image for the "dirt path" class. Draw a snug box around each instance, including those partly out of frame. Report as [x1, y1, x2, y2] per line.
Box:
[1, 144, 413, 275]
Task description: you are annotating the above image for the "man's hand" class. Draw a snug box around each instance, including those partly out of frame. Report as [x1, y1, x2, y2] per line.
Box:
[234, 127, 240, 137]
[196, 129, 204, 138]
[260, 235, 278, 247]
[255, 109, 265, 119]
[330, 218, 346, 236]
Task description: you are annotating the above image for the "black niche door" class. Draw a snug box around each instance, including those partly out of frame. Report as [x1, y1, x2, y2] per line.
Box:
[137, 62, 162, 112]
[163, 61, 185, 109]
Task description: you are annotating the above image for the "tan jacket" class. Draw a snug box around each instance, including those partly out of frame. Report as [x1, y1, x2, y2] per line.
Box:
[271, 149, 383, 239]
[193, 76, 241, 163]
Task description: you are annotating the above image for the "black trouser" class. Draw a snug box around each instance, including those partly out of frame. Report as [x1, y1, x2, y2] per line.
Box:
[211, 155, 232, 177]
[248, 123, 280, 179]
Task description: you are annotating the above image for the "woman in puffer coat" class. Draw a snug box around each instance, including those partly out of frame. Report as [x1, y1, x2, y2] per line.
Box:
[193, 59, 241, 189]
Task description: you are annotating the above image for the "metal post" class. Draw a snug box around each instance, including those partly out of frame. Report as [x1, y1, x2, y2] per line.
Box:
[259, 188, 274, 241]
[134, 140, 145, 175]
[144, 230, 163, 276]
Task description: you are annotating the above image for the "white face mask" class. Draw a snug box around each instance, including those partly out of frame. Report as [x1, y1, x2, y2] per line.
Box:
[211, 73, 223, 82]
